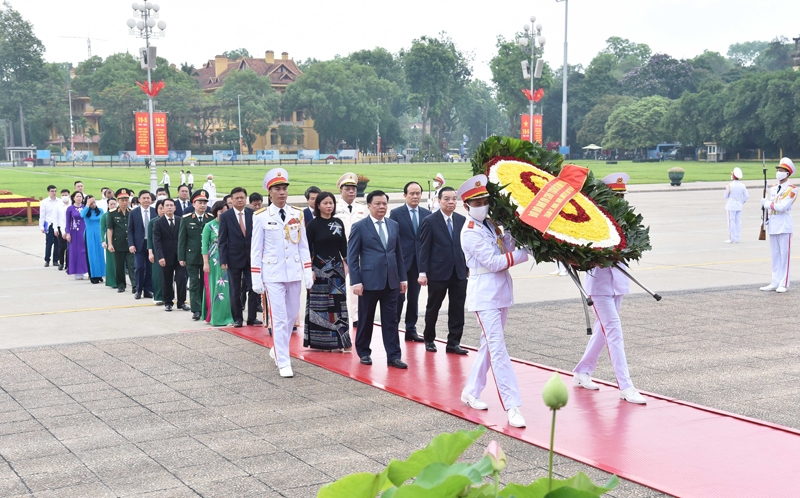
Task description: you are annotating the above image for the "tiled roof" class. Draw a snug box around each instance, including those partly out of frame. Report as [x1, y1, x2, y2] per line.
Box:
[195, 56, 302, 90]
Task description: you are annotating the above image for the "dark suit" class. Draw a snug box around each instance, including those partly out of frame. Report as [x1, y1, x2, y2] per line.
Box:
[174, 199, 192, 218]
[127, 206, 157, 294]
[389, 204, 430, 333]
[348, 216, 406, 362]
[152, 215, 187, 306]
[218, 207, 257, 323]
[303, 207, 314, 227]
[418, 210, 468, 347]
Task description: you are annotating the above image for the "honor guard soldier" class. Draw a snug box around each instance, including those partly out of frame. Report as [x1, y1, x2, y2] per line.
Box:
[106, 188, 136, 293]
[251, 168, 312, 378]
[724, 167, 748, 243]
[457, 174, 530, 428]
[335, 172, 369, 329]
[760, 158, 796, 293]
[178, 189, 214, 320]
[428, 172, 446, 212]
[573, 173, 646, 405]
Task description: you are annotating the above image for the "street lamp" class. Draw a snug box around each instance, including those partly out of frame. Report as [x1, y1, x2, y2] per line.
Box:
[556, 0, 569, 156]
[127, 2, 167, 191]
[376, 98, 381, 161]
[67, 89, 75, 166]
[519, 17, 546, 142]
[237, 94, 243, 160]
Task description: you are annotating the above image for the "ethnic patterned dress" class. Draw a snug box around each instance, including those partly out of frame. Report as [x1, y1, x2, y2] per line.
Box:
[201, 219, 233, 326]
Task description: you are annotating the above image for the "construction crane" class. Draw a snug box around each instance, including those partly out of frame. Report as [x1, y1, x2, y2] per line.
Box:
[59, 36, 107, 59]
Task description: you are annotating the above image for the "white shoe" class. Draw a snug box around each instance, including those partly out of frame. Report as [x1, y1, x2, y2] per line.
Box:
[558, 271, 568, 276]
[760, 285, 777, 292]
[724, 240, 731, 243]
[620, 387, 646, 404]
[507, 407, 526, 428]
[573, 373, 600, 390]
[776, 286, 788, 293]
[278, 366, 294, 378]
[549, 269, 561, 275]
[460, 391, 488, 410]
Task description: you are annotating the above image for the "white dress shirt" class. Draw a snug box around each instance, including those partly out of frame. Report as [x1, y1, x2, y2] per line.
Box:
[39, 197, 62, 230]
[162, 173, 170, 185]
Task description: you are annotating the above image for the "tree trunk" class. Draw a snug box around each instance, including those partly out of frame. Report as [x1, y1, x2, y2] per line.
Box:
[19, 103, 26, 147]
[9, 119, 15, 147]
[421, 100, 430, 152]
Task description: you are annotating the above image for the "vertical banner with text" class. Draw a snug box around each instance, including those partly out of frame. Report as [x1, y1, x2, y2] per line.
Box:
[153, 112, 168, 156]
[521, 114, 531, 142]
[135, 112, 150, 156]
[533, 114, 543, 145]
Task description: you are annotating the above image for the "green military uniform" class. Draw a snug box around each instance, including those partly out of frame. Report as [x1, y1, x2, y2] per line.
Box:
[107, 188, 136, 292]
[178, 189, 214, 318]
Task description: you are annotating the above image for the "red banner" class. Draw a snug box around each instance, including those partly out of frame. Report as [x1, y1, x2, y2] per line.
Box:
[519, 164, 589, 233]
[533, 114, 543, 145]
[135, 112, 150, 156]
[521, 114, 531, 142]
[153, 112, 168, 156]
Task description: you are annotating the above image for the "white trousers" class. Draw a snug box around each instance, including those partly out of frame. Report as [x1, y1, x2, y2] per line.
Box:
[727, 210, 742, 242]
[574, 295, 633, 390]
[265, 281, 302, 369]
[463, 308, 521, 410]
[769, 233, 792, 288]
[346, 274, 359, 326]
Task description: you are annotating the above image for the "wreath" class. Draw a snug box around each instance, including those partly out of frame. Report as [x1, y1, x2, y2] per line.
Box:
[471, 136, 651, 271]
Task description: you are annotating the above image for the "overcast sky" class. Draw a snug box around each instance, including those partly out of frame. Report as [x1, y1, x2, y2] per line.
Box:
[17, 0, 800, 82]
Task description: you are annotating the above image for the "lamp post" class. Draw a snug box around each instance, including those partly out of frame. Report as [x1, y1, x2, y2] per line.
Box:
[67, 89, 75, 166]
[237, 94, 243, 160]
[376, 98, 382, 162]
[519, 17, 545, 142]
[127, 2, 166, 192]
[556, 0, 569, 156]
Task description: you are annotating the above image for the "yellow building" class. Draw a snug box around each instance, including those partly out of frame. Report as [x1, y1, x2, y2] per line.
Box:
[47, 95, 102, 155]
[195, 50, 319, 152]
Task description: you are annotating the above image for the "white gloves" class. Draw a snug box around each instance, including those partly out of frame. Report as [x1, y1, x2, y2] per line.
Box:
[251, 277, 264, 295]
[304, 269, 313, 290]
[762, 198, 771, 208]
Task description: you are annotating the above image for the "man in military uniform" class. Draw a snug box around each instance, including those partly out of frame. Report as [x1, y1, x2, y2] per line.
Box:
[178, 189, 213, 320]
[457, 174, 530, 428]
[335, 172, 369, 329]
[106, 188, 136, 293]
[251, 168, 312, 378]
[724, 167, 748, 243]
[760, 157, 796, 293]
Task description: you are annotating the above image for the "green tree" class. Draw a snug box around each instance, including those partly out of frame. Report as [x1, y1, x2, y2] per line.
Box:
[452, 79, 505, 151]
[276, 124, 303, 146]
[661, 81, 725, 147]
[621, 53, 695, 99]
[601, 36, 651, 78]
[758, 70, 800, 152]
[727, 40, 770, 67]
[349, 47, 408, 117]
[603, 96, 670, 150]
[214, 68, 280, 153]
[720, 72, 769, 150]
[576, 95, 631, 147]
[753, 37, 794, 72]
[222, 48, 251, 60]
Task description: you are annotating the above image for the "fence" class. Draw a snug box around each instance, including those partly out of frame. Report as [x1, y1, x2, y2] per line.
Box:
[19, 154, 408, 168]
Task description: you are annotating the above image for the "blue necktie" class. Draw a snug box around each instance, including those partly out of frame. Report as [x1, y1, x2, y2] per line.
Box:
[447, 217, 453, 238]
[377, 220, 387, 249]
[411, 209, 418, 235]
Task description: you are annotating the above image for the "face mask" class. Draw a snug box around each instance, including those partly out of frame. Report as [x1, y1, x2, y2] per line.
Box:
[61, 196, 69, 203]
[157, 195, 166, 201]
[776, 171, 788, 181]
[469, 204, 489, 222]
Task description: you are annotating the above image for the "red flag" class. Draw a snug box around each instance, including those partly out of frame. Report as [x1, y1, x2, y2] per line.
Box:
[521, 89, 534, 101]
[533, 88, 545, 103]
[136, 81, 166, 97]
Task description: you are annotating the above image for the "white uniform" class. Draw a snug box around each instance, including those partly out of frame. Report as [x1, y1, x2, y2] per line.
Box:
[428, 189, 441, 212]
[204, 180, 217, 204]
[574, 265, 634, 390]
[461, 216, 529, 410]
[251, 204, 312, 369]
[763, 182, 795, 289]
[336, 199, 369, 325]
[724, 180, 749, 242]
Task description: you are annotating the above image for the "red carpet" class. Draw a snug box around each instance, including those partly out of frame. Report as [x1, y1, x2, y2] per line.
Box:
[221, 324, 800, 497]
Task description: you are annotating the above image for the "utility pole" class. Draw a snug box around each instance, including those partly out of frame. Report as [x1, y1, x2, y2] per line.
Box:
[68, 90, 75, 166]
[556, 0, 569, 156]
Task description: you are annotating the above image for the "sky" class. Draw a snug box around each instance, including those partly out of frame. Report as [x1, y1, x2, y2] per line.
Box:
[15, 0, 800, 83]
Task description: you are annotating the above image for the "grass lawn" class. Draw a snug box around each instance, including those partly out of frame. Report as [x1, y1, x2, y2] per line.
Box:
[0, 159, 777, 200]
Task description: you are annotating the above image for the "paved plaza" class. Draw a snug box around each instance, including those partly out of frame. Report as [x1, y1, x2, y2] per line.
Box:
[0, 183, 796, 497]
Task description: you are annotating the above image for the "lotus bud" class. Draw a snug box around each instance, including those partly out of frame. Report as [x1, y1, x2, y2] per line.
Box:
[542, 373, 569, 410]
[483, 440, 507, 472]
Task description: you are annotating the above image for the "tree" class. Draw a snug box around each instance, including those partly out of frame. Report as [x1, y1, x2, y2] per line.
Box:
[276, 124, 303, 146]
[603, 96, 670, 150]
[721, 72, 769, 150]
[727, 40, 770, 67]
[753, 37, 794, 72]
[452, 79, 505, 151]
[621, 53, 694, 99]
[349, 47, 408, 118]
[601, 36, 651, 78]
[758, 70, 800, 153]
[576, 95, 632, 147]
[661, 81, 725, 147]
[222, 48, 251, 60]
[179, 62, 197, 77]
[214, 69, 280, 153]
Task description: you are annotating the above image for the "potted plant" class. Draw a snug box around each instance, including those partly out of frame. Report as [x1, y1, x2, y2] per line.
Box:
[356, 174, 370, 197]
[668, 166, 685, 186]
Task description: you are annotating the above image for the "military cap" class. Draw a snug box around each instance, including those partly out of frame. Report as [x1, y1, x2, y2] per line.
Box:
[191, 189, 209, 202]
[457, 174, 489, 201]
[601, 173, 630, 192]
[337, 172, 358, 189]
[115, 188, 132, 199]
[263, 168, 289, 190]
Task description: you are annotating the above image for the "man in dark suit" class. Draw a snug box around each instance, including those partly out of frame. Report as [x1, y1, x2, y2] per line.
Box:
[418, 186, 468, 354]
[219, 187, 263, 328]
[389, 181, 430, 342]
[348, 190, 408, 369]
[127, 190, 157, 299]
[303, 186, 320, 226]
[152, 199, 188, 311]
[173, 184, 191, 218]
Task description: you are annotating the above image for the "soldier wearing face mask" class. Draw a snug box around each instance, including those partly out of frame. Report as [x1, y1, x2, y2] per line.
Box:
[760, 157, 796, 293]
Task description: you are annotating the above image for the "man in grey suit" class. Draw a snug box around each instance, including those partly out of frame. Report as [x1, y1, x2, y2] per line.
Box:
[389, 181, 430, 342]
[348, 190, 408, 369]
[418, 186, 468, 354]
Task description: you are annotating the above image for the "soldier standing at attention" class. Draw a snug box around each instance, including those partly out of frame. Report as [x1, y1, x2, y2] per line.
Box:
[457, 174, 530, 429]
[724, 167, 748, 243]
[760, 158, 796, 293]
[107, 188, 136, 293]
[179, 189, 214, 320]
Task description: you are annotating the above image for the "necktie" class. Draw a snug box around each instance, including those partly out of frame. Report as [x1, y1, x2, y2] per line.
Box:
[169, 218, 174, 229]
[377, 220, 387, 249]
[411, 209, 418, 235]
[238, 211, 246, 236]
[447, 217, 453, 238]
[144, 210, 149, 237]
[279, 208, 286, 221]
[348, 204, 352, 213]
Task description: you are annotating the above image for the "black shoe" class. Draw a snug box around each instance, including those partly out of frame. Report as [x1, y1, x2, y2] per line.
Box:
[90, 278, 100, 284]
[58, 264, 64, 271]
[177, 303, 190, 311]
[44, 261, 50, 267]
[360, 356, 372, 365]
[165, 305, 173, 312]
[247, 319, 263, 326]
[134, 293, 142, 300]
[292, 325, 298, 332]
[425, 342, 438, 352]
[388, 359, 408, 369]
[268, 327, 273, 336]
[143, 291, 153, 299]
[257, 304, 263, 313]
[117, 287, 126, 293]
[98, 277, 103, 283]
[352, 320, 359, 329]
[233, 320, 243, 328]
[446, 345, 469, 355]
[192, 312, 201, 321]
[405, 332, 424, 343]
[132, 286, 137, 294]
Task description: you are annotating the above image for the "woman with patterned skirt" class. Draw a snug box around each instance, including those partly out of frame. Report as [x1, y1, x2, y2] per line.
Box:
[100, 199, 118, 288]
[304, 192, 351, 351]
[201, 200, 234, 326]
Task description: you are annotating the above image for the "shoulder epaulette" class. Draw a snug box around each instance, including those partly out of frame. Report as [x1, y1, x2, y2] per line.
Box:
[254, 207, 267, 215]
[182, 212, 193, 218]
[468, 221, 474, 229]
